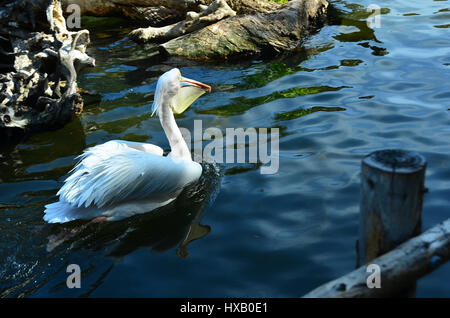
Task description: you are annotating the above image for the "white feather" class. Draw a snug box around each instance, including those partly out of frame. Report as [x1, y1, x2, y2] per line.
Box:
[59, 140, 201, 208]
[45, 140, 202, 223]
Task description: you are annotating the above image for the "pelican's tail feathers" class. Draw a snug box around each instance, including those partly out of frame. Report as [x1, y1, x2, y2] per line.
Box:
[44, 201, 98, 224]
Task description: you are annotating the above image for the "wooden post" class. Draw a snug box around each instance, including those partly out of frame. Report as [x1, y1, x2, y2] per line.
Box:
[358, 149, 427, 296]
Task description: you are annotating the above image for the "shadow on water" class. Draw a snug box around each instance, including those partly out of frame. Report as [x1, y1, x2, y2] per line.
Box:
[47, 163, 222, 259]
[0, 118, 86, 184]
[326, 1, 390, 56]
[0, 162, 222, 297]
[198, 85, 351, 117]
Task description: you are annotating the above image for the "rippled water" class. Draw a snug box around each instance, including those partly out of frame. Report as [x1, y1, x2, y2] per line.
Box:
[1, 0, 449, 297]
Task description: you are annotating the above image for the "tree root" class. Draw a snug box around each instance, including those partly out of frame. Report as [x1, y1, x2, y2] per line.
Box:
[0, 0, 95, 140]
[129, 0, 236, 43]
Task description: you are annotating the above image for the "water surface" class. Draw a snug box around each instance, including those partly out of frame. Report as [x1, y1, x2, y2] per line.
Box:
[1, 0, 449, 297]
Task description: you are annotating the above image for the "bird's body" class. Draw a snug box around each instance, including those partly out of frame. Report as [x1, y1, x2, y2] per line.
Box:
[44, 69, 211, 223]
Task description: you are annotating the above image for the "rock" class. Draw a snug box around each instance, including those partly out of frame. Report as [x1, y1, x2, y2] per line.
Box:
[160, 0, 328, 60]
[0, 0, 95, 141]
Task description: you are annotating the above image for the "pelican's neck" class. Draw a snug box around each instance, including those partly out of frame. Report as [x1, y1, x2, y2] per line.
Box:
[159, 99, 191, 160]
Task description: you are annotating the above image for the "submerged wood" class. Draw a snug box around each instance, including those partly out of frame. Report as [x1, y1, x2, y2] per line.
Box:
[0, 0, 95, 140]
[303, 218, 450, 298]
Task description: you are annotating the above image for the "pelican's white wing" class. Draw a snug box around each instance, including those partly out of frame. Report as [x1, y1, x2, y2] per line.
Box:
[111, 140, 164, 156]
[58, 140, 202, 209]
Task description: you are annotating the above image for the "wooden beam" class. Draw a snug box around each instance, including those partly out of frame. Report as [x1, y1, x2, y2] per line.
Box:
[303, 218, 450, 298]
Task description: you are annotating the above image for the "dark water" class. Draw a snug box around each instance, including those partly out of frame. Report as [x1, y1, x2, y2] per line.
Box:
[1, 0, 450, 297]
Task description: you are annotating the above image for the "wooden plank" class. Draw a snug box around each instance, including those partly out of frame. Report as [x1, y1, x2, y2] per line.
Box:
[303, 218, 450, 298]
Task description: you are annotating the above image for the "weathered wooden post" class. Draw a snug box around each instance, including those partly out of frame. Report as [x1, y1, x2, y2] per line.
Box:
[358, 149, 427, 296]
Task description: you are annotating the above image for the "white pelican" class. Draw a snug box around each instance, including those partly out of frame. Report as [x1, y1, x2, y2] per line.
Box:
[44, 68, 211, 223]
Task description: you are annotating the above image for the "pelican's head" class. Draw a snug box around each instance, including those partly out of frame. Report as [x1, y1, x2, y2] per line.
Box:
[151, 68, 211, 116]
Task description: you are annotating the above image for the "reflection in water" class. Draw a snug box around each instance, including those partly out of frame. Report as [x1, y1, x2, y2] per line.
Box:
[0, 119, 86, 298]
[46, 162, 222, 259]
[0, 163, 221, 297]
[0, 119, 86, 208]
[177, 223, 211, 259]
[197, 86, 350, 117]
[275, 106, 346, 121]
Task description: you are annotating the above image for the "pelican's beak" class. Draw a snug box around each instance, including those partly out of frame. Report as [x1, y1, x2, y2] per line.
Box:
[171, 76, 212, 114]
[180, 77, 212, 92]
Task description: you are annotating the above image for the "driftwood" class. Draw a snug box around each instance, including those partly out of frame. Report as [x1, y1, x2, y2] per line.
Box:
[0, 0, 95, 141]
[303, 218, 450, 298]
[129, 0, 236, 43]
[62, 0, 210, 25]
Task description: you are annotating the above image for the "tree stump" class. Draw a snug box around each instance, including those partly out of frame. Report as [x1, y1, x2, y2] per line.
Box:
[0, 0, 95, 142]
